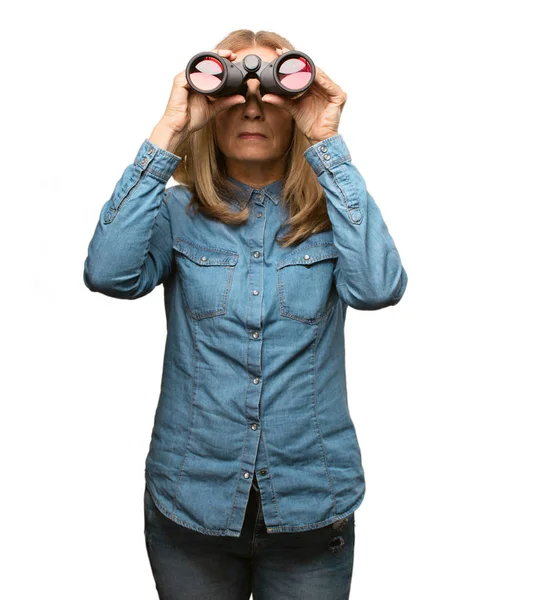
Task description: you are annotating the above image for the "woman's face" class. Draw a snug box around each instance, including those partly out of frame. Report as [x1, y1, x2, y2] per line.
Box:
[213, 46, 295, 179]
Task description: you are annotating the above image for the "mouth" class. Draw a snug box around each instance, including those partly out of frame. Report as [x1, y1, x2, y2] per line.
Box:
[238, 133, 267, 139]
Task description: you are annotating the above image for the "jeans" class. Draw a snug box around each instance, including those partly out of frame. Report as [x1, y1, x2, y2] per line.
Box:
[144, 476, 355, 599]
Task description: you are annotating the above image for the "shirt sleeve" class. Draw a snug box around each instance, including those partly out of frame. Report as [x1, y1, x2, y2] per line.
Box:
[304, 134, 408, 310]
[83, 139, 181, 299]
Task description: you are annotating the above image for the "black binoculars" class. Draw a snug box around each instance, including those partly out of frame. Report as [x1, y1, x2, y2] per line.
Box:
[185, 50, 316, 99]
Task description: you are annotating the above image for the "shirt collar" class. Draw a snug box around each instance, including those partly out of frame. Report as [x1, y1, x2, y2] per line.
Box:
[224, 175, 283, 207]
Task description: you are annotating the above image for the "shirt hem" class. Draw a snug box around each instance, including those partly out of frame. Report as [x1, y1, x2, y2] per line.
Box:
[145, 470, 365, 537]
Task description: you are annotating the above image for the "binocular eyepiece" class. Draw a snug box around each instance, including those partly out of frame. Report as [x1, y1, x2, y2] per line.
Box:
[185, 50, 316, 99]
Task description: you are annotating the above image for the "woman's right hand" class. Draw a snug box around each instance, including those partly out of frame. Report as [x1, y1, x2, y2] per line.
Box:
[159, 48, 245, 138]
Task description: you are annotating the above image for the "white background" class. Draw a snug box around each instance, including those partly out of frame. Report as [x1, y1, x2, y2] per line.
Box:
[2, 1, 549, 598]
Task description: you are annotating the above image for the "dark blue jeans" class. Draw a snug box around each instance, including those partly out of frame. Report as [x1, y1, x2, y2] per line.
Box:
[144, 477, 355, 599]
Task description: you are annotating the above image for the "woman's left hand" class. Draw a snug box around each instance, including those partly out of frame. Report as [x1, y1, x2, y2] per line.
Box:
[261, 46, 347, 144]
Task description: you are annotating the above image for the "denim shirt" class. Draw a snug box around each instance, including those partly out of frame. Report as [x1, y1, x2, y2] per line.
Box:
[83, 133, 408, 537]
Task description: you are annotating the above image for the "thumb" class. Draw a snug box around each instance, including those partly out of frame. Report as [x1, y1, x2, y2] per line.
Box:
[261, 94, 292, 113]
[261, 94, 279, 104]
[215, 95, 246, 114]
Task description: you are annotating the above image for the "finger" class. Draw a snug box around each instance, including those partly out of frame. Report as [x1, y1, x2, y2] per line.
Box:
[261, 94, 294, 114]
[174, 71, 191, 90]
[213, 48, 238, 61]
[313, 65, 345, 100]
[213, 94, 246, 113]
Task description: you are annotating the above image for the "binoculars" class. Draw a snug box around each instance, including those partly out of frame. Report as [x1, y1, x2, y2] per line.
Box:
[185, 50, 316, 99]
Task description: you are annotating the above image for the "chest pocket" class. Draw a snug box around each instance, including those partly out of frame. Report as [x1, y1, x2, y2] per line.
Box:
[173, 238, 239, 320]
[276, 242, 339, 324]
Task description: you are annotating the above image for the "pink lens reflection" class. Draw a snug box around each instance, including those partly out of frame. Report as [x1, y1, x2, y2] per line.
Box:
[189, 57, 224, 91]
[277, 57, 313, 90]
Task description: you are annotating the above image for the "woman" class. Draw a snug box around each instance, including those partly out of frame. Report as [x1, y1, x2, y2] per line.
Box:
[84, 29, 407, 600]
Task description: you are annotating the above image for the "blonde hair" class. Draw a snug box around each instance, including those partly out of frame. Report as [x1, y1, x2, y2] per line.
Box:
[171, 29, 332, 248]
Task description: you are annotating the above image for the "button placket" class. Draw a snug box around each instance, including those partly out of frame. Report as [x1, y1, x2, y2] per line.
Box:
[241, 190, 266, 499]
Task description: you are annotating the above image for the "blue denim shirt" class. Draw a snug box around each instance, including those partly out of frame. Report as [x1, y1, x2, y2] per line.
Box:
[83, 133, 408, 537]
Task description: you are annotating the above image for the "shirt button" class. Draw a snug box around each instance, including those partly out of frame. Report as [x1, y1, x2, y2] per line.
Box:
[244, 472, 251, 479]
[251, 423, 258, 430]
[320, 145, 327, 152]
[323, 154, 331, 161]
[201, 256, 207, 262]
[257, 212, 263, 218]
[304, 254, 310, 260]
[260, 469, 267, 475]
[253, 251, 261, 258]
[253, 290, 259, 296]
[252, 331, 260, 339]
[253, 378, 260, 384]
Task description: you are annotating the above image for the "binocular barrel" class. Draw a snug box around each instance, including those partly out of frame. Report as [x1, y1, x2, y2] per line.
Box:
[186, 50, 315, 99]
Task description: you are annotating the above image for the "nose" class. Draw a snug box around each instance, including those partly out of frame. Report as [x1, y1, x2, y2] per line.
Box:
[240, 80, 264, 121]
[242, 78, 261, 99]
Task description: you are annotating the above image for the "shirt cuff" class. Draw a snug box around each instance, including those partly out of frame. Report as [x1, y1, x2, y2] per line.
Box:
[133, 139, 182, 183]
[303, 134, 352, 176]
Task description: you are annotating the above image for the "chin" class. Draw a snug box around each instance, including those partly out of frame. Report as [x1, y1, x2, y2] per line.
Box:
[233, 149, 273, 159]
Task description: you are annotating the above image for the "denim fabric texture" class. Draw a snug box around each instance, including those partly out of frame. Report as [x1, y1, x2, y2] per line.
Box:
[144, 479, 355, 599]
[83, 133, 408, 538]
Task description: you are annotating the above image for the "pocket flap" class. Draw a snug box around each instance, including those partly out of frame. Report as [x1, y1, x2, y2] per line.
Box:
[277, 243, 338, 270]
[173, 238, 239, 267]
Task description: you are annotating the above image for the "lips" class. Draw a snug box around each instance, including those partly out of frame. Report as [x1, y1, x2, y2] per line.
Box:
[238, 132, 267, 138]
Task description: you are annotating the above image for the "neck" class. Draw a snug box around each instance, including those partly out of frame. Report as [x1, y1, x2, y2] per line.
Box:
[225, 160, 285, 189]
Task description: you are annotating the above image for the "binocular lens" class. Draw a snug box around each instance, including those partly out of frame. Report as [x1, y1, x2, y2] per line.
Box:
[277, 56, 313, 91]
[189, 56, 224, 92]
